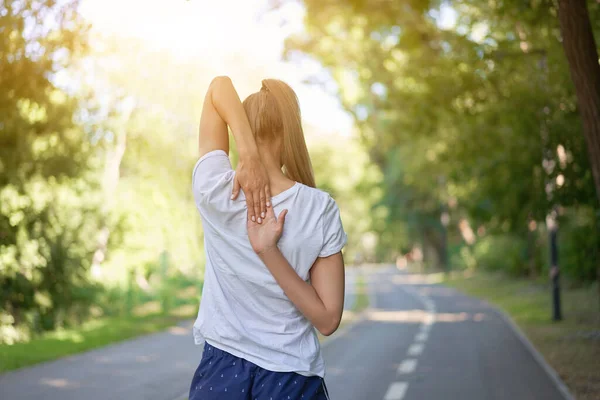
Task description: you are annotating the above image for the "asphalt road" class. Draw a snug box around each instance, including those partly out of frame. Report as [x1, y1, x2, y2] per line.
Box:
[0, 266, 569, 400]
[0, 269, 362, 400]
[322, 266, 568, 400]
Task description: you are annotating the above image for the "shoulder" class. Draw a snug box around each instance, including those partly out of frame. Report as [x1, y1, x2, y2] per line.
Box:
[192, 149, 234, 205]
[296, 185, 340, 216]
[301, 187, 346, 256]
[297, 184, 333, 202]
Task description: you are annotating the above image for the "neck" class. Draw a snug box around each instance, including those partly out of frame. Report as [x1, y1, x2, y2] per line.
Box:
[257, 145, 294, 190]
[258, 146, 283, 176]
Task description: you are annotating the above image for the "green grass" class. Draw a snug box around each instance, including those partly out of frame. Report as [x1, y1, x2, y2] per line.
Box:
[0, 285, 200, 373]
[445, 271, 600, 400]
[353, 274, 369, 313]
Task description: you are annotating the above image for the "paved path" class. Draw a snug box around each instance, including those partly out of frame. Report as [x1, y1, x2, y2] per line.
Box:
[0, 319, 199, 400]
[0, 269, 363, 400]
[323, 266, 568, 400]
[0, 266, 569, 400]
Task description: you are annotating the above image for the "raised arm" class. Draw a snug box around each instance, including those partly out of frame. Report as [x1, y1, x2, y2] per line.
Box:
[199, 76, 271, 222]
[247, 206, 345, 336]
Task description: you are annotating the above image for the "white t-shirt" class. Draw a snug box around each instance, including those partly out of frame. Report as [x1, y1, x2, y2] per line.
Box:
[191, 150, 347, 378]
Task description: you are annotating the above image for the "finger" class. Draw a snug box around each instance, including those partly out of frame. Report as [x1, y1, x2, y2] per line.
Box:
[260, 189, 267, 220]
[231, 177, 241, 200]
[246, 196, 255, 222]
[278, 209, 288, 229]
[265, 185, 271, 207]
[253, 192, 262, 223]
[246, 211, 256, 227]
[266, 201, 276, 218]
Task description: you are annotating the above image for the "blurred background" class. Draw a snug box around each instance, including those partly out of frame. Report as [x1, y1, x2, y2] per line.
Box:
[1, 0, 599, 398]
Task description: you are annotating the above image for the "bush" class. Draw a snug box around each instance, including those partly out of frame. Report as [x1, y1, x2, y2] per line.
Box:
[472, 234, 528, 276]
[559, 207, 599, 283]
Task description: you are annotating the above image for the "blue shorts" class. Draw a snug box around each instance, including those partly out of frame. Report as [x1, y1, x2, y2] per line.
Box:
[188, 342, 330, 400]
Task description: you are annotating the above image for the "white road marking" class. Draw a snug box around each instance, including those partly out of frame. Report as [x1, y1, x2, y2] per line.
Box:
[407, 343, 424, 356]
[415, 331, 428, 342]
[397, 358, 418, 375]
[383, 382, 409, 400]
[423, 314, 435, 325]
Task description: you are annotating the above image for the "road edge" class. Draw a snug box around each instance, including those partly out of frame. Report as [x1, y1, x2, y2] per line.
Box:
[399, 265, 576, 400]
[491, 306, 576, 400]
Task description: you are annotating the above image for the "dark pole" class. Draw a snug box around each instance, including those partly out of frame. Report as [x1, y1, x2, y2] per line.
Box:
[548, 211, 562, 321]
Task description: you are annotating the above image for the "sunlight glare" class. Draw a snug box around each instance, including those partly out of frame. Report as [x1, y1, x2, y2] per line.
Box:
[79, 0, 353, 135]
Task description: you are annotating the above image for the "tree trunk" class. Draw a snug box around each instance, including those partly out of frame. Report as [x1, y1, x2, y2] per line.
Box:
[557, 0, 600, 205]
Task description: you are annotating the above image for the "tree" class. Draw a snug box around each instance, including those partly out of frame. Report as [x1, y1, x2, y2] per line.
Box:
[557, 0, 600, 308]
[283, 0, 599, 280]
[0, 0, 101, 342]
[557, 0, 600, 206]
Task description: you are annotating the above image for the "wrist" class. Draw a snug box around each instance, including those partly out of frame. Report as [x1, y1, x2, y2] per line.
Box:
[237, 137, 260, 161]
[257, 245, 279, 259]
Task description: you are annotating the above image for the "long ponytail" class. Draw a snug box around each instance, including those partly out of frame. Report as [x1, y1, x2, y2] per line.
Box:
[242, 79, 316, 188]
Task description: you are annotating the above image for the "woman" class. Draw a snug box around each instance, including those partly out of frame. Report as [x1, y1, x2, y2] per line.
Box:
[189, 76, 347, 400]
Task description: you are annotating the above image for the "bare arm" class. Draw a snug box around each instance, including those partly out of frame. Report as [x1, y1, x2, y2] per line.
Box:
[247, 205, 345, 336]
[199, 76, 271, 222]
[259, 249, 345, 336]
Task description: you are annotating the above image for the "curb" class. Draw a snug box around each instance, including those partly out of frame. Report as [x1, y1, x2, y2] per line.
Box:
[492, 307, 576, 400]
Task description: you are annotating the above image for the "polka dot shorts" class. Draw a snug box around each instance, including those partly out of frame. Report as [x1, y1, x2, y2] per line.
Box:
[188, 342, 330, 400]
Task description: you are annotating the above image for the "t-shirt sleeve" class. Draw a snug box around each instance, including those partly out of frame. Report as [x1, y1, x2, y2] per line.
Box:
[191, 149, 234, 208]
[319, 195, 348, 258]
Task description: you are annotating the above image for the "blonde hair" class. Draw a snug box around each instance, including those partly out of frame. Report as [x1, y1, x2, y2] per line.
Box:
[242, 79, 316, 188]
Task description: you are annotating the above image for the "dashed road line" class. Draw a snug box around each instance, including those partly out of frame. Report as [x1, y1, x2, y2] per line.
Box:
[397, 359, 418, 375]
[383, 382, 409, 400]
[380, 270, 440, 400]
[414, 331, 428, 342]
[407, 343, 424, 356]
[423, 314, 435, 326]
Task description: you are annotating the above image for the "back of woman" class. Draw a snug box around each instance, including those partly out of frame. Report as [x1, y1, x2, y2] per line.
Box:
[188, 76, 346, 400]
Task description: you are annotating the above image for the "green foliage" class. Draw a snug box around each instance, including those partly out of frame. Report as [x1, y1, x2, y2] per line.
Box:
[287, 0, 600, 280]
[3, 0, 599, 352]
[308, 132, 384, 262]
[472, 234, 527, 276]
[559, 207, 599, 283]
[88, 35, 206, 287]
[0, 0, 104, 343]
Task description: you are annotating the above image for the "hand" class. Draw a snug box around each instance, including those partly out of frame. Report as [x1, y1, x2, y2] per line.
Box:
[247, 204, 288, 256]
[232, 155, 271, 223]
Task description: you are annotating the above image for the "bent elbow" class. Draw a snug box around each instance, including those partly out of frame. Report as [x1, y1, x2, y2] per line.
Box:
[210, 75, 232, 88]
[317, 315, 342, 337]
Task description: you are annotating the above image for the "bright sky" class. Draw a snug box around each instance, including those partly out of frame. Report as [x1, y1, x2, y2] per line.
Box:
[79, 0, 354, 136]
